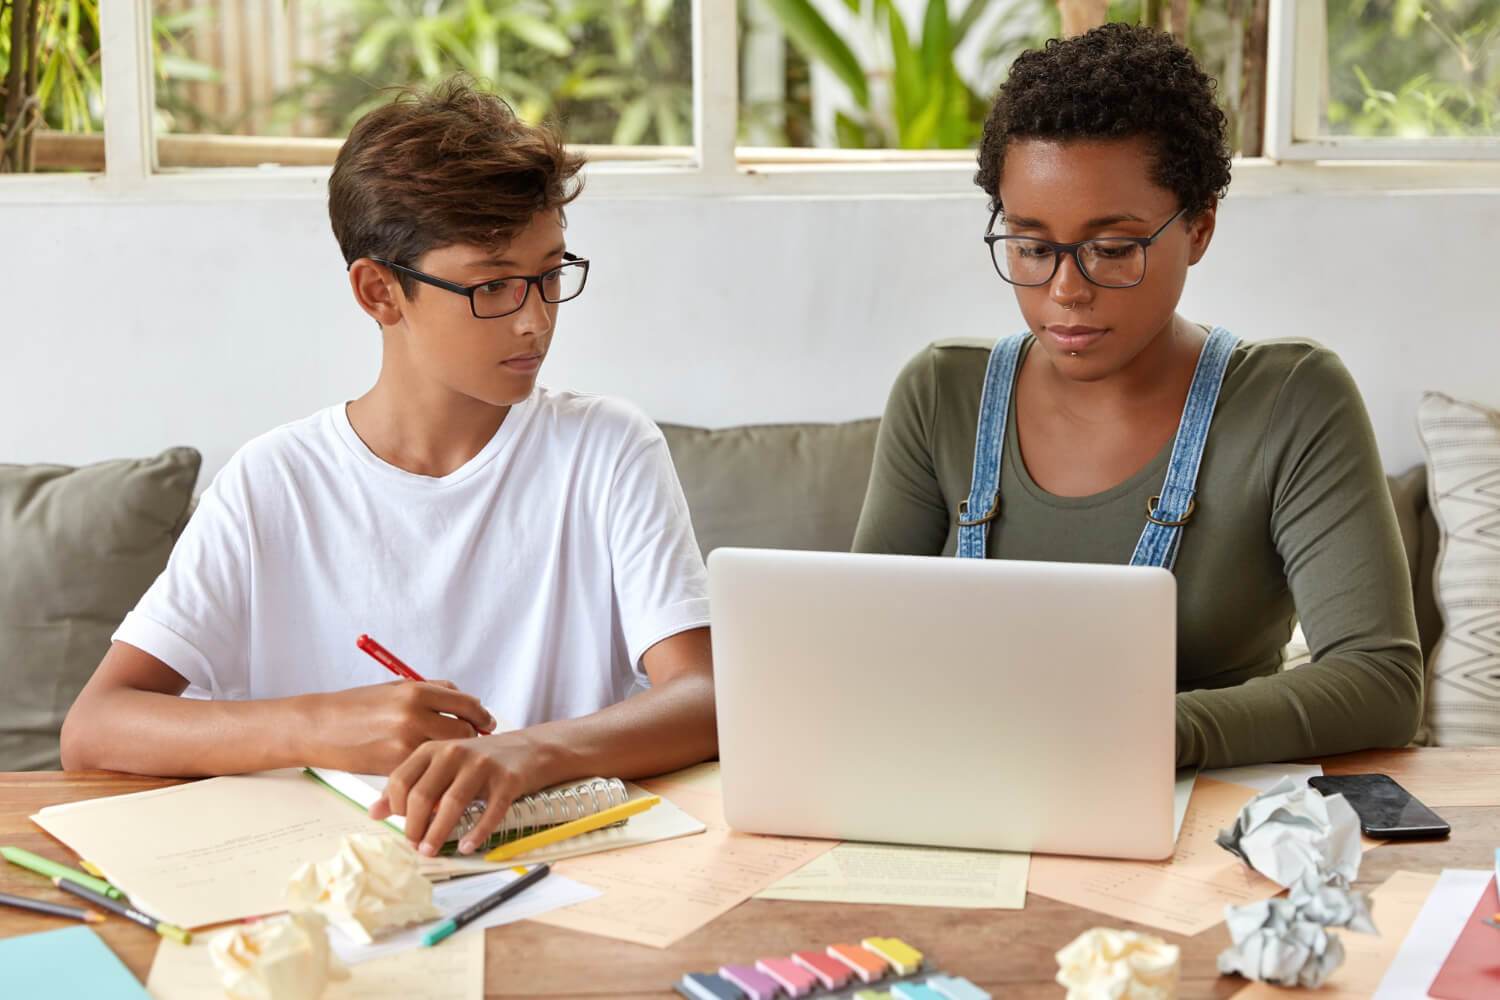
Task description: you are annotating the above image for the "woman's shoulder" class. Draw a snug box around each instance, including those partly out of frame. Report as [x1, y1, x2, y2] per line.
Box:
[1226, 336, 1361, 406]
[897, 337, 1003, 389]
[1231, 335, 1348, 375]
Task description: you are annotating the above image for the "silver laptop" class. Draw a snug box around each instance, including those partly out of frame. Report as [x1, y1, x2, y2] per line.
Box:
[708, 547, 1177, 860]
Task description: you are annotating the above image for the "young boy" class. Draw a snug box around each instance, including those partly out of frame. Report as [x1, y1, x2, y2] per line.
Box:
[60, 77, 717, 857]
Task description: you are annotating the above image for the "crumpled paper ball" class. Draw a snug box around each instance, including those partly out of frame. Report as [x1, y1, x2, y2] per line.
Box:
[1214, 777, 1377, 987]
[210, 911, 348, 1000]
[1055, 926, 1180, 1000]
[1216, 873, 1374, 989]
[285, 832, 440, 944]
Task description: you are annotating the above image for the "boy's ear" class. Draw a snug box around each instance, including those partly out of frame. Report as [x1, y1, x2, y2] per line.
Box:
[348, 259, 405, 326]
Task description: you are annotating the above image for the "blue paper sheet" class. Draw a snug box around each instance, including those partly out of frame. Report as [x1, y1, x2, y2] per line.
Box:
[0, 924, 152, 998]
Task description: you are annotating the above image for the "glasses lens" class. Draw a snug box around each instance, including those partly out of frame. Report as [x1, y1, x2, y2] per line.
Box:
[470, 262, 587, 317]
[472, 278, 527, 318]
[540, 261, 587, 303]
[1078, 240, 1146, 287]
[992, 238, 1057, 286]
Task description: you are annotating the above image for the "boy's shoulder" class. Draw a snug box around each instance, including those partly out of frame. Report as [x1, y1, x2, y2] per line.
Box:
[225, 406, 341, 474]
[529, 384, 663, 449]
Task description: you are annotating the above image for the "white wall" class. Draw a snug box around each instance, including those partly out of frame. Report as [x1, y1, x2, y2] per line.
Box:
[3, 185, 1498, 484]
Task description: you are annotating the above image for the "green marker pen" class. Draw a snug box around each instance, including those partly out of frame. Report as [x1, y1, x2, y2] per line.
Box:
[422, 863, 551, 946]
[1, 845, 123, 900]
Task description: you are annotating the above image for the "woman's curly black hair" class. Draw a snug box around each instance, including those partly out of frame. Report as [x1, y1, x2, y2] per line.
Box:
[974, 22, 1231, 218]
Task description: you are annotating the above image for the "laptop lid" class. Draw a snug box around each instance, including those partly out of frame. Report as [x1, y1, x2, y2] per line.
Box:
[709, 547, 1176, 860]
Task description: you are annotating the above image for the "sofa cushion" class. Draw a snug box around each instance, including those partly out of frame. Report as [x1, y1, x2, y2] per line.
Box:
[0, 447, 200, 769]
[660, 420, 881, 557]
[1386, 465, 1443, 665]
[1416, 392, 1500, 746]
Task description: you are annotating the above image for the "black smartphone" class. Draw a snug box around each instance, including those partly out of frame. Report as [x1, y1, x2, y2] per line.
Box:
[1308, 773, 1450, 839]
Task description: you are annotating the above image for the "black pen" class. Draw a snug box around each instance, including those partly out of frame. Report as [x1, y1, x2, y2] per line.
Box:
[52, 877, 192, 943]
[422, 862, 551, 946]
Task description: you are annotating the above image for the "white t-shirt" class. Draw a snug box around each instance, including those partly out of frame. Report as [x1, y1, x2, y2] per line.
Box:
[114, 387, 711, 727]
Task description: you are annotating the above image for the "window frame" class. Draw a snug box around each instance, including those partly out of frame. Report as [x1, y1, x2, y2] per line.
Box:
[1265, 0, 1500, 161]
[2, 0, 1498, 204]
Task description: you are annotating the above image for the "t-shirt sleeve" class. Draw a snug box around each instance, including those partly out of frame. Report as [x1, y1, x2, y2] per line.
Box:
[111, 456, 254, 699]
[1174, 348, 1423, 768]
[853, 346, 952, 556]
[605, 423, 711, 682]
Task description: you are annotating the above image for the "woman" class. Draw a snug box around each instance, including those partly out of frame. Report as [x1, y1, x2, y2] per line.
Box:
[853, 23, 1421, 769]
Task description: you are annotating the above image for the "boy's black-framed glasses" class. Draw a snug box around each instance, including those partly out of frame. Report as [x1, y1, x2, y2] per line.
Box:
[983, 207, 1187, 289]
[370, 252, 590, 318]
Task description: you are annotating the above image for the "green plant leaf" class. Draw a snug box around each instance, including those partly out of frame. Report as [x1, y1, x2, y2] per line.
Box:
[885, 0, 925, 131]
[655, 100, 687, 145]
[158, 52, 221, 83]
[497, 12, 573, 58]
[921, 0, 952, 82]
[349, 19, 405, 75]
[835, 109, 868, 147]
[412, 19, 443, 80]
[904, 91, 942, 147]
[763, 0, 869, 107]
[614, 96, 653, 144]
[644, 0, 675, 27]
[952, 0, 993, 47]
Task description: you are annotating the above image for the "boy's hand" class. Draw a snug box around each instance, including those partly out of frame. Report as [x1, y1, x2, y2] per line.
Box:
[305, 680, 497, 775]
[370, 732, 547, 856]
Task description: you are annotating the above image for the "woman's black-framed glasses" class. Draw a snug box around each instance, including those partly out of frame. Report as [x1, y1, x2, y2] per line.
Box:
[371, 253, 590, 318]
[983, 207, 1187, 289]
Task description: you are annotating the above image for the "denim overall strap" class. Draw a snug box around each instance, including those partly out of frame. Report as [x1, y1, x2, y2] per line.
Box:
[1128, 327, 1240, 571]
[956, 333, 1028, 559]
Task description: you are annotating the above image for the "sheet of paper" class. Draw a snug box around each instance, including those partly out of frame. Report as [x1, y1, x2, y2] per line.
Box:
[0, 925, 152, 999]
[1029, 778, 1286, 936]
[1174, 770, 1195, 840]
[755, 840, 1029, 908]
[145, 922, 483, 1000]
[1418, 875, 1500, 1000]
[32, 769, 411, 929]
[1229, 870, 1437, 999]
[327, 866, 599, 964]
[526, 764, 837, 948]
[1372, 868, 1492, 1000]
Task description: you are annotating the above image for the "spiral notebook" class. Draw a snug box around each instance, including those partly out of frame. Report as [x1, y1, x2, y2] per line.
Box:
[306, 767, 705, 863]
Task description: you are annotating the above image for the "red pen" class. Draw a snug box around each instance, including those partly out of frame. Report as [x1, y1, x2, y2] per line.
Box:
[356, 634, 491, 735]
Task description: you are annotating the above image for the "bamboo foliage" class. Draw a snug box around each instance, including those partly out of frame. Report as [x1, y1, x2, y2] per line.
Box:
[1, 0, 43, 171]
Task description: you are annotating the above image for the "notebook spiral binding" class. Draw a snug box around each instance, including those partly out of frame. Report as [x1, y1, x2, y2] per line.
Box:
[453, 777, 630, 842]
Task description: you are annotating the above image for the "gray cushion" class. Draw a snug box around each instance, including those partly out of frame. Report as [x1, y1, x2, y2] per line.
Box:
[660, 420, 880, 557]
[1386, 465, 1441, 664]
[0, 447, 200, 769]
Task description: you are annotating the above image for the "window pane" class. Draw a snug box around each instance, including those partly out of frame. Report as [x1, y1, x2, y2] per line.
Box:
[150, 0, 694, 169]
[737, 2, 1263, 156]
[1324, 0, 1500, 138]
[1, 0, 104, 172]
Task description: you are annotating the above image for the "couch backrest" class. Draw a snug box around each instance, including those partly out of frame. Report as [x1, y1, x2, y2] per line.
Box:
[661, 419, 1442, 660]
[660, 420, 882, 558]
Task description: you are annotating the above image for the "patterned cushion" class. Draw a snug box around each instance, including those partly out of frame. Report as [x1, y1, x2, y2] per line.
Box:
[1416, 392, 1500, 746]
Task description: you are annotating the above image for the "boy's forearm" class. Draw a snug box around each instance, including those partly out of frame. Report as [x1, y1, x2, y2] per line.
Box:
[511, 672, 718, 791]
[60, 689, 319, 777]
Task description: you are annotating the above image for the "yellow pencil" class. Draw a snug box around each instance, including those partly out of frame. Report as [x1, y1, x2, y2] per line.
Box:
[483, 795, 661, 862]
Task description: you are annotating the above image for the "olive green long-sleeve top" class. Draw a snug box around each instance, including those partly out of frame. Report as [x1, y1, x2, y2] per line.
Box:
[853, 336, 1422, 769]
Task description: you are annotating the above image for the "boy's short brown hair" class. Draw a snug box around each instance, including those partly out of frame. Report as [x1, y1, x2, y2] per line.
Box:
[329, 75, 586, 294]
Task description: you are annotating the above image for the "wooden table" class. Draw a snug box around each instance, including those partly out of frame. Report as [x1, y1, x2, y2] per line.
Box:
[3, 748, 1497, 999]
